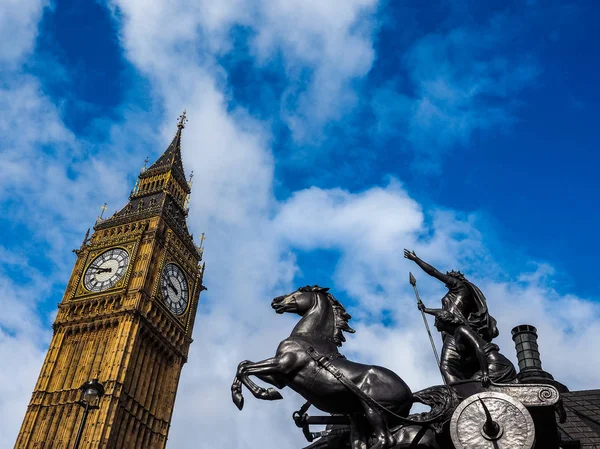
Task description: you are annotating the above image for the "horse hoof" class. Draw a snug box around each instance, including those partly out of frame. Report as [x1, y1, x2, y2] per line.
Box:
[267, 388, 283, 400]
[232, 392, 245, 410]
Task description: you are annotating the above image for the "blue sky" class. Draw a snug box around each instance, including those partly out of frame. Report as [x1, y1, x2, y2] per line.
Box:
[1, 1, 599, 448]
[27, 0, 600, 295]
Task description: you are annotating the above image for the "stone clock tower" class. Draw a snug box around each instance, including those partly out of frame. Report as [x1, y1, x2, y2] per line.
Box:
[15, 112, 206, 449]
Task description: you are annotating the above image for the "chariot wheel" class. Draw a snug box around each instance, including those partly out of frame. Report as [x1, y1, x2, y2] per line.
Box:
[449, 392, 535, 449]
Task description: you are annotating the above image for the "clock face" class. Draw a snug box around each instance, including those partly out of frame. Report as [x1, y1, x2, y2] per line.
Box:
[84, 248, 130, 292]
[161, 263, 189, 315]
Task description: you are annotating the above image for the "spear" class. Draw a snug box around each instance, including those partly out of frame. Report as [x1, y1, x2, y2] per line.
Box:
[409, 272, 445, 384]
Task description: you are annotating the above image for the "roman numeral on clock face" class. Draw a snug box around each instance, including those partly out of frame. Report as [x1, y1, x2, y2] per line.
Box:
[84, 248, 130, 293]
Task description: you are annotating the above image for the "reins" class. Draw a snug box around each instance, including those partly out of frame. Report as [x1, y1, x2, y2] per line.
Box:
[305, 346, 449, 426]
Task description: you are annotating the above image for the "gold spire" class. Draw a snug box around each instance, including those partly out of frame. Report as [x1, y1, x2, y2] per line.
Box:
[184, 171, 194, 211]
[197, 233, 206, 260]
[141, 111, 188, 186]
[125, 110, 190, 212]
[178, 109, 187, 130]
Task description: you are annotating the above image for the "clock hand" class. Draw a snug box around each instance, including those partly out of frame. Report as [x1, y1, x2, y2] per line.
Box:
[90, 267, 112, 274]
[167, 280, 179, 296]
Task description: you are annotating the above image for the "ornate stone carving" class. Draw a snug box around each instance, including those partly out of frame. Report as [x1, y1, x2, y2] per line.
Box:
[489, 383, 559, 407]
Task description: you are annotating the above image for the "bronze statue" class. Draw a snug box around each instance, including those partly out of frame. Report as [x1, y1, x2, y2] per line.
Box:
[231, 286, 456, 449]
[419, 307, 517, 385]
[232, 283, 564, 449]
[404, 250, 499, 384]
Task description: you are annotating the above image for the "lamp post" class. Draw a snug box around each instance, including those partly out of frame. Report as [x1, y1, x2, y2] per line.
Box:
[72, 379, 105, 449]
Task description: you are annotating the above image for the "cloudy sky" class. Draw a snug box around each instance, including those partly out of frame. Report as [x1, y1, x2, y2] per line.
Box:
[1, 0, 599, 447]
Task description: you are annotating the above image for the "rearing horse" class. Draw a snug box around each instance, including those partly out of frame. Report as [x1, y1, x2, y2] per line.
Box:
[231, 285, 414, 449]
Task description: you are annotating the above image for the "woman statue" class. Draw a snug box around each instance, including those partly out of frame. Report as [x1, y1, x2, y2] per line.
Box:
[404, 249, 500, 383]
[419, 303, 518, 386]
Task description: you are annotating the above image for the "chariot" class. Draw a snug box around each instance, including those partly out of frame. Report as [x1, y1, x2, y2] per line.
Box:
[296, 381, 564, 449]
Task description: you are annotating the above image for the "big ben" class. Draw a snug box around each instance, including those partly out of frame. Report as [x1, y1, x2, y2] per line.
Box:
[15, 112, 206, 449]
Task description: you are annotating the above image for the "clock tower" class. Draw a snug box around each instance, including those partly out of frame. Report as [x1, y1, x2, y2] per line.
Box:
[15, 112, 206, 449]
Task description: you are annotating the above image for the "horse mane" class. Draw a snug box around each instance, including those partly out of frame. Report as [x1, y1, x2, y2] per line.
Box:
[298, 285, 355, 346]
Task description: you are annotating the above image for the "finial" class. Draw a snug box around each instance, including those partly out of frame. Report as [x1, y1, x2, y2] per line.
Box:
[99, 203, 108, 219]
[80, 228, 90, 250]
[196, 233, 206, 259]
[178, 110, 187, 130]
[95, 203, 109, 225]
[132, 178, 140, 196]
[184, 170, 194, 211]
[140, 156, 149, 174]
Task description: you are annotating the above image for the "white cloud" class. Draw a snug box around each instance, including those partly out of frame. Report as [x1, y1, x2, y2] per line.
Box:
[0, 330, 47, 448]
[275, 180, 422, 252]
[0, 0, 49, 67]
[0, 77, 153, 265]
[110, 0, 378, 142]
[249, 0, 377, 141]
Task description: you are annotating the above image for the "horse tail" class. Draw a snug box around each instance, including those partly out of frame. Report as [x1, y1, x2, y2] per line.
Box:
[404, 385, 459, 430]
[380, 385, 459, 428]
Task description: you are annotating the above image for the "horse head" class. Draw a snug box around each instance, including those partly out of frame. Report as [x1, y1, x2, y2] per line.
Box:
[271, 285, 327, 316]
[272, 285, 355, 346]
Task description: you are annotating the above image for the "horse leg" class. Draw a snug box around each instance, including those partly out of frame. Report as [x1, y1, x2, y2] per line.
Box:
[355, 369, 395, 449]
[239, 352, 296, 388]
[232, 360, 274, 410]
[235, 360, 286, 391]
[231, 360, 253, 409]
[231, 376, 245, 410]
[237, 358, 286, 399]
[255, 373, 286, 389]
[231, 371, 284, 411]
[233, 355, 294, 409]
[361, 404, 394, 449]
[350, 415, 368, 449]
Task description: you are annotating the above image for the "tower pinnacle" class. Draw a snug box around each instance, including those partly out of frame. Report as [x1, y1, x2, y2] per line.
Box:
[95, 111, 199, 258]
[178, 109, 187, 130]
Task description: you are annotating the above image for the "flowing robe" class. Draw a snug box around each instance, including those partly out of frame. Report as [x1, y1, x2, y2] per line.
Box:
[439, 276, 499, 384]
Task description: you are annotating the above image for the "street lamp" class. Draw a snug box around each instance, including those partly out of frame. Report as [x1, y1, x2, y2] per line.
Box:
[72, 379, 105, 449]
